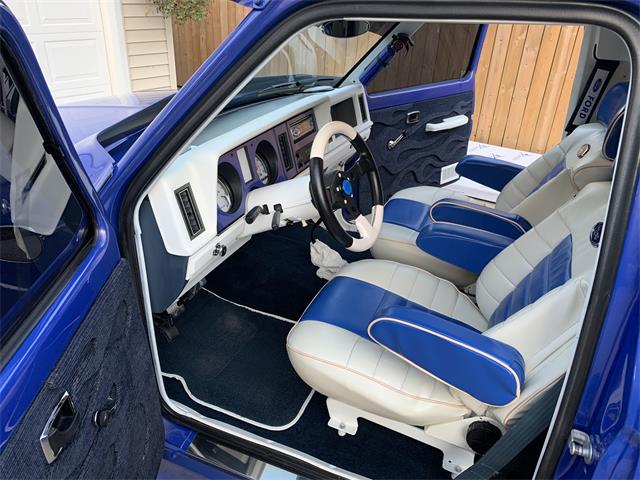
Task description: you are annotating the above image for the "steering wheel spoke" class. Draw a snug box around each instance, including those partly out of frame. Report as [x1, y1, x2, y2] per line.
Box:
[309, 121, 384, 252]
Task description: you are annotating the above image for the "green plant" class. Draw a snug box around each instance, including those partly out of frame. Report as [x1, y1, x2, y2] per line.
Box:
[151, 0, 209, 23]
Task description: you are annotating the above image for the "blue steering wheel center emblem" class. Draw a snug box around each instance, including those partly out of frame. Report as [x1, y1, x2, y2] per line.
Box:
[342, 179, 353, 196]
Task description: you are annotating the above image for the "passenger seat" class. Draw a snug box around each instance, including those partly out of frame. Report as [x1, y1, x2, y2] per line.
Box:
[370, 83, 627, 286]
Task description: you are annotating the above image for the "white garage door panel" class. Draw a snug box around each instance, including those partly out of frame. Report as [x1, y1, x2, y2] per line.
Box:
[6, 0, 113, 103]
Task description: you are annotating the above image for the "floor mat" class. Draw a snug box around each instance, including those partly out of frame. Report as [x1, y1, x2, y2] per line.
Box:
[166, 383, 447, 479]
[157, 290, 313, 429]
[206, 223, 371, 320]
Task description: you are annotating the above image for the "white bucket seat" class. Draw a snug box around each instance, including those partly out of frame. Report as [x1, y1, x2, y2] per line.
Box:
[287, 181, 610, 474]
[370, 83, 626, 286]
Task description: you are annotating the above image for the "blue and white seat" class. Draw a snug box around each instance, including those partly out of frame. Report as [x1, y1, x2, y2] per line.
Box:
[370, 83, 627, 286]
[287, 181, 610, 474]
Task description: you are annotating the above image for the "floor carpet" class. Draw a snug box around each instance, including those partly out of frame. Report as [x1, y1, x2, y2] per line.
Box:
[166, 380, 448, 479]
[162, 224, 445, 478]
[206, 223, 370, 320]
[157, 290, 312, 428]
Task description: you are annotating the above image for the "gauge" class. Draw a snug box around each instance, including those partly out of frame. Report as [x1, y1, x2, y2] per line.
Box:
[217, 178, 233, 213]
[254, 153, 272, 184]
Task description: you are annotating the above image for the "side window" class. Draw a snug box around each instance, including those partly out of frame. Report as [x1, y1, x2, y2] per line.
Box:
[366, 24, 480, 94]
[0, 54, 87, 342]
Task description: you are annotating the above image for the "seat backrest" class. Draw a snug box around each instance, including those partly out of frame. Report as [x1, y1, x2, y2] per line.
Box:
[454, 181, 610, 425]
[494, 83, 627, 221]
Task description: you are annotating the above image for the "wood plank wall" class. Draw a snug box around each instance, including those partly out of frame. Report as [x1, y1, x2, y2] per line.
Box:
[172, 4, 584, 154]
[472, 24, 584, 153]
[171, 0, 250, 86]
[123, 0, 177, 91]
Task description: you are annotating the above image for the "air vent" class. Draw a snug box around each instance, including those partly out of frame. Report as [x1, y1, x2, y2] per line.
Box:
[278, 133, 293, 171]
[175, 184, 204, 239]
[358, 94, 368, 123]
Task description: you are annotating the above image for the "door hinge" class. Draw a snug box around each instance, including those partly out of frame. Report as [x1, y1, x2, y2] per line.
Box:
[568, 429, 596, 464]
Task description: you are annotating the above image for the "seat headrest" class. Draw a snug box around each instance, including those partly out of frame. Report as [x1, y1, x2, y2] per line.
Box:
[596, 82, 629, 125]
[603, 107, 624, 161]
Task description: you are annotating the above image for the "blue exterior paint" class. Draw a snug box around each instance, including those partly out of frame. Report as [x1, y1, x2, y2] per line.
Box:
[0, 5, 123, 451]
[370, 305, 525, 406]
[554, 182, 640, 479]
[489, 235, 573, 327]
[416, 222, 514, 274]
[455, 155, 525, 191]
[0, 0, 638, 477]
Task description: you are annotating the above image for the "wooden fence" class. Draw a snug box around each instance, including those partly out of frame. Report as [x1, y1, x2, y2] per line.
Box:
[172, 3, 584, 154]
[472, 24, 584, 153]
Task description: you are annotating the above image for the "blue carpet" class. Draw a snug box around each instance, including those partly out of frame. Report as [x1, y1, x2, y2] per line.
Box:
[157, 291, 311, 427]
[206, 223, 370, 319]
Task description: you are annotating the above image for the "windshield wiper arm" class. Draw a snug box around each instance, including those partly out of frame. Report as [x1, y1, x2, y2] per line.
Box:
[257, 77, 336, 97]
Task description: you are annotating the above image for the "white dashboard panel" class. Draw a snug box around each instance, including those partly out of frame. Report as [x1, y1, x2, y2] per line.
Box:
[145, 83, 372, 292]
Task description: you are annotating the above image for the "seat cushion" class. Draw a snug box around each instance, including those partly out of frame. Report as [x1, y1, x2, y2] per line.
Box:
[287, 259, 484, 425]
[371, 187, 478, 286]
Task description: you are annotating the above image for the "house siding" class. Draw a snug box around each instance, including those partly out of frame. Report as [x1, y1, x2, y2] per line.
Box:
[122, 0, 176, 91]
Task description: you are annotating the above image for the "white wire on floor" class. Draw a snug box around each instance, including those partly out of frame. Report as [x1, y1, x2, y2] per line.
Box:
[162, 287, 312, 431]
[202, 287, 297, 324]
[162, 372, 315, 431]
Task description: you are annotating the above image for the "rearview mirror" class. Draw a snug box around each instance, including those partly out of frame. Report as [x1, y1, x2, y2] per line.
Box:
[321, 20, 370, 38]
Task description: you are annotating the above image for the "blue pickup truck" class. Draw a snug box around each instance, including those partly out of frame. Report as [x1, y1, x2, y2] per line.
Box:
[0, 1, 638, 478]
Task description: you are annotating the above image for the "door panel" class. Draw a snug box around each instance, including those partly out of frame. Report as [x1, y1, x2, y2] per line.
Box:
[0, 5, 164, 477]
[360, 91, 473, 210]
[0, 260, 163, 478]
[357, 23, 485, 209]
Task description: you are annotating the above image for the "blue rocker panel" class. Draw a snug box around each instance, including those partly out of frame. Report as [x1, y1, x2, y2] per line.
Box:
[416, 222, 515, 274]
[455, 155, 525, 191]
[368, 306, 526, 406]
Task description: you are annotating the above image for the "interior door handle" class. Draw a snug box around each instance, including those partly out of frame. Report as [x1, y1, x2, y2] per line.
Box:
[40, 391, 80, 464]
[425, 114, 469, 132]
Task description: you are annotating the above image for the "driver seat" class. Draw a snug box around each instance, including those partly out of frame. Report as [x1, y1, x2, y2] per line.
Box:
[287, 181, 610, 474]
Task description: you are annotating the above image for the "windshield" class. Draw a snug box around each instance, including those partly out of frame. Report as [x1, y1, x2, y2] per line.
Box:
[256, 23, 383, 81]
[97, 22, 390, 153]
[226, 22, 389, 109]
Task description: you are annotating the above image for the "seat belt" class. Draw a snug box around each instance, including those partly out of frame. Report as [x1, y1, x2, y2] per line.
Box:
[457, 380, 563, 480]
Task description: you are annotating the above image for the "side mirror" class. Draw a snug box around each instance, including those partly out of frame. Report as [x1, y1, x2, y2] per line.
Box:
[321, 20, 370, 38]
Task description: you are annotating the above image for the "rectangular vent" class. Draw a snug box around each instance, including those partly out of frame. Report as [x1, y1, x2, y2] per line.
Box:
[278, 133, 293, 171]
[358, 94, 368, 123]
[440, 163, 460, 185]
[175, 184, 204, 239]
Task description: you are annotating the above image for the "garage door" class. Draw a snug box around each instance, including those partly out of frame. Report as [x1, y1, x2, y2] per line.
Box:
[6, 0, 113, 104]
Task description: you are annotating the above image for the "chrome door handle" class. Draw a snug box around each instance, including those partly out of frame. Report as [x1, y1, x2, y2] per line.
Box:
[40, 391, 80, 464]
[387, 131, 406, 150]
[425, 114, 469, 132]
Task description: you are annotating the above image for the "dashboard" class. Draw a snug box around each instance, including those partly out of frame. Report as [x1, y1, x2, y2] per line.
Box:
[145, 83, 372, 300]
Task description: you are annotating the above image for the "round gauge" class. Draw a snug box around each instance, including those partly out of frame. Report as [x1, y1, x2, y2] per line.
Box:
[254, 153, 272, 184]
[217, 178, 233, 213]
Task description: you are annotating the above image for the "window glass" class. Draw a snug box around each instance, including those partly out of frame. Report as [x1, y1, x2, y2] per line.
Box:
[256, 23, 387, 80]
[0, 55, 87, 342]
[367, 23, 480, 94]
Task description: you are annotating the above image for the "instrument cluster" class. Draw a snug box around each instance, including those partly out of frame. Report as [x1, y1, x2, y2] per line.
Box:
[215, 110, 316, 232]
